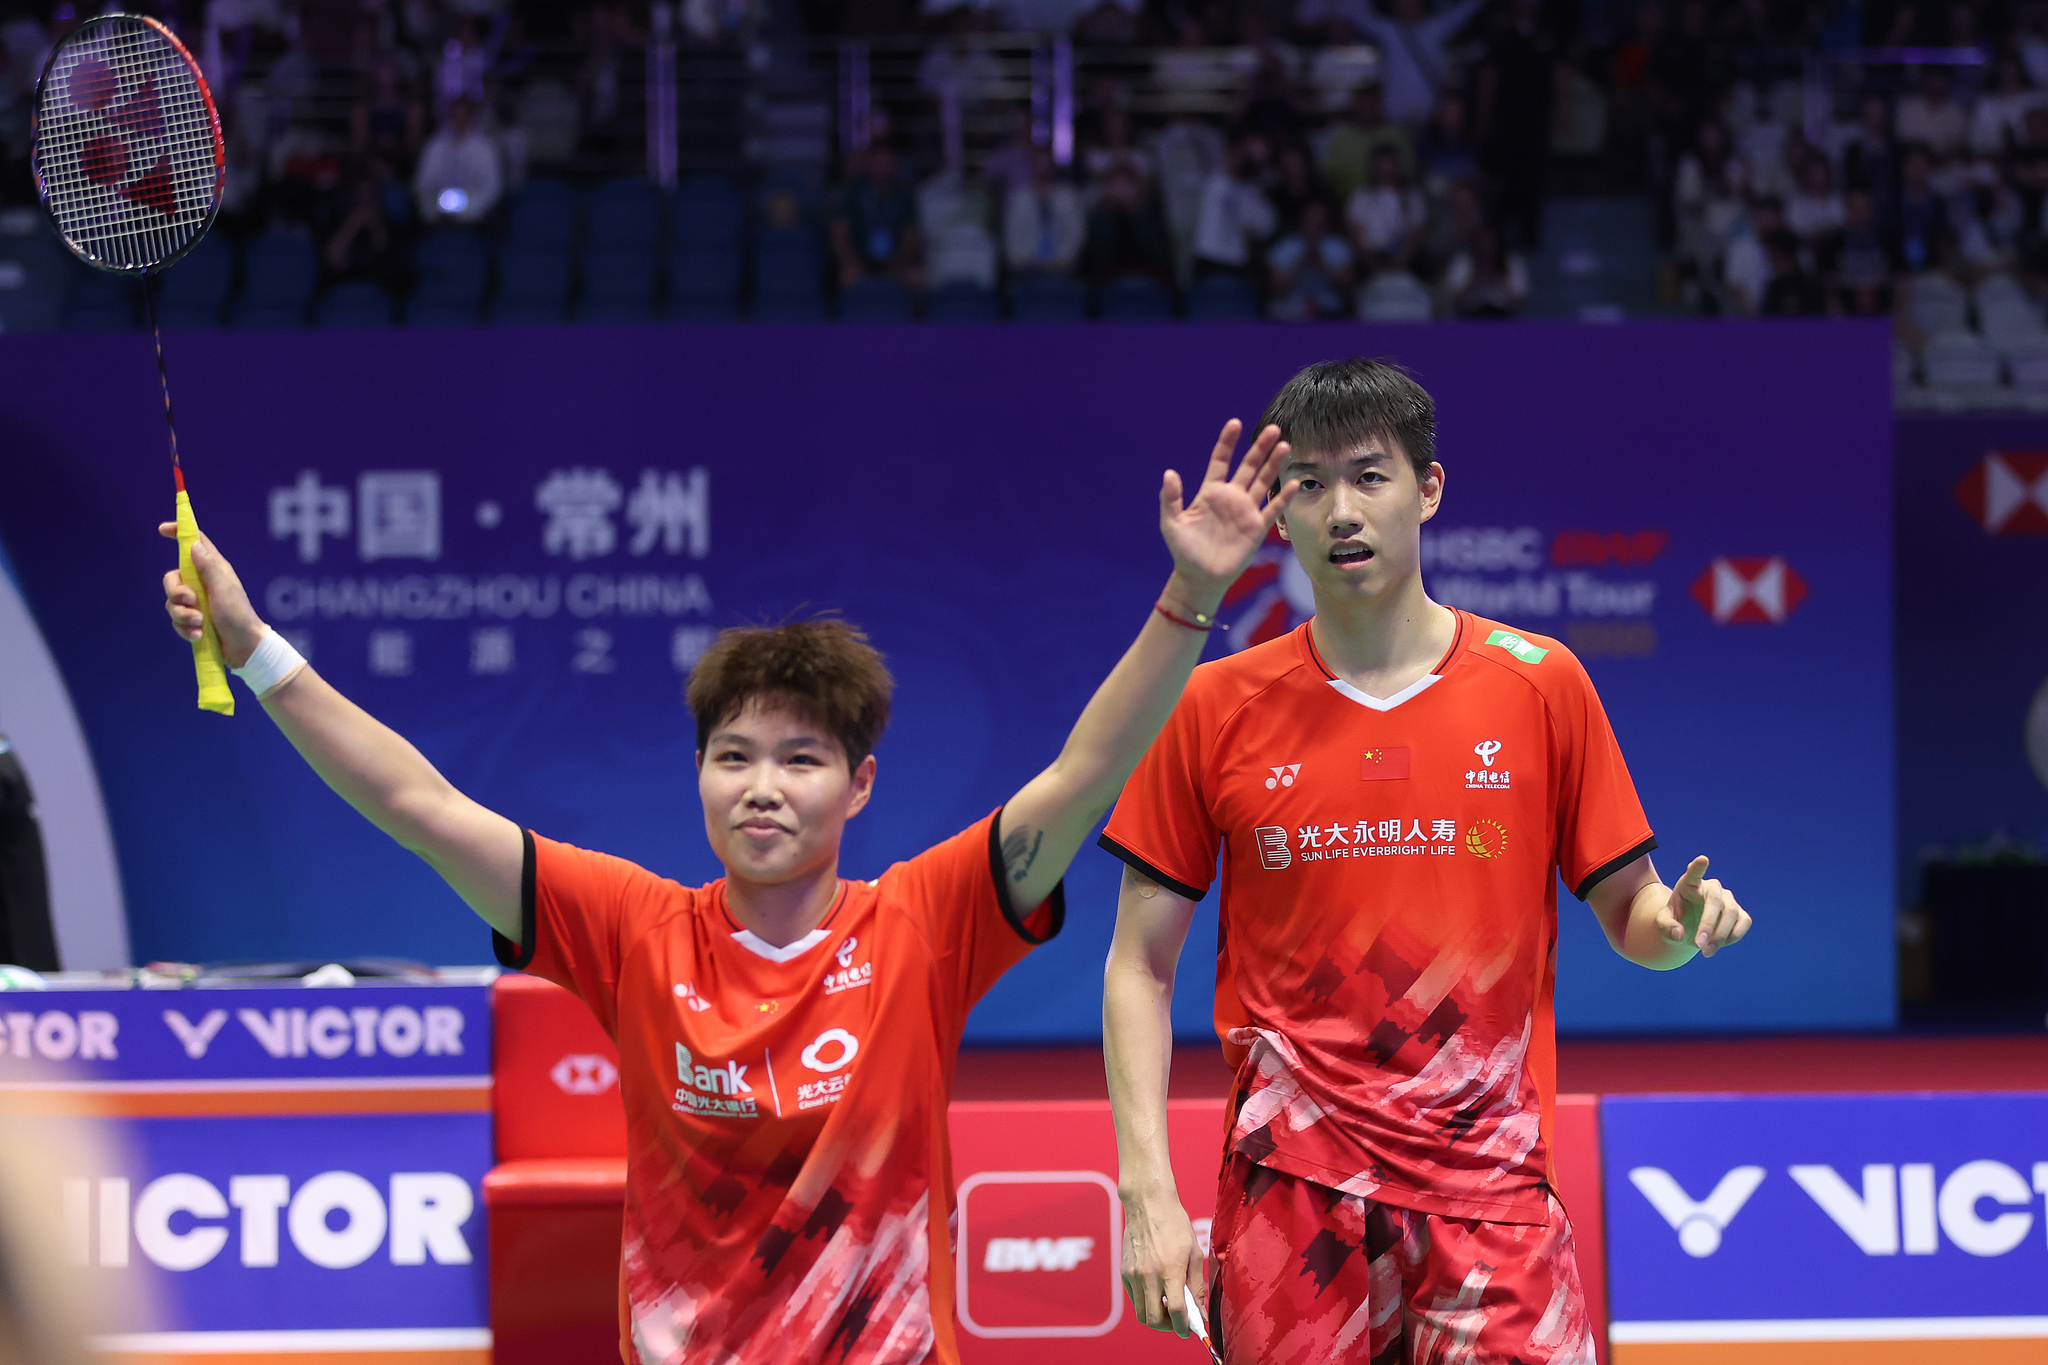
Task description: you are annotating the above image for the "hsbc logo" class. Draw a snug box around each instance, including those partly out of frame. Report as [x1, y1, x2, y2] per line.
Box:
[1634, 1160, 2048, 1258]
[1689, 556, 1808, 625]
[549, 1053, 617, 1096]
[1953, 451, 2048, 533]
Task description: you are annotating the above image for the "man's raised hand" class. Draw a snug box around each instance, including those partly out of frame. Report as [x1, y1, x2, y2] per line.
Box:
[1159, 420, 1297, 598]
[1656, 856, 1752, 958]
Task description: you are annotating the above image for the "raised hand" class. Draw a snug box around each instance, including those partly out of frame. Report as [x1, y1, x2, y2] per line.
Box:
[1656, 856, 1751, 958]
[159, 524, 266, 669]
[1159, 420, 1298, 602]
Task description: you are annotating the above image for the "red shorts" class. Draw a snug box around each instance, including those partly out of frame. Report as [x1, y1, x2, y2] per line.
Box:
[1206, 1154, 1596, 1365]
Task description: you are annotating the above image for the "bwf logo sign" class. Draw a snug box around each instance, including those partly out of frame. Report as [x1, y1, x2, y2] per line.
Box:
[1632, 1160, 2048, 1258]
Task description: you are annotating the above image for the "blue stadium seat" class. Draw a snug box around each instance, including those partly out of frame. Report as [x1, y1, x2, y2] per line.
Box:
[315, 281, 395, 328]
[1096, 273, 1176, 321]
[836, 276, 912, 322]
[667, 247, 742, 321]
[232, 231, 318, 328]
[672, 175, 742, 252]
[155, 235, 234, 328]
[1185, 273, 1260, 321]
[579, 249, 659, 322]
[407, 229, 488, 325]
[588, 177, 662, 254]
[1008, 271, 1086, 322]
[751, 225, 824, 321]
[491, 246, 572, 324]
[63, 269, 136, 330]
[925, 280, 1001, 322]
[507, 177, 581, 251]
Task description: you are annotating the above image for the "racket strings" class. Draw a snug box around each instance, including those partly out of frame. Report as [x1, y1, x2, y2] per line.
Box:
[35, 16, 220, 271]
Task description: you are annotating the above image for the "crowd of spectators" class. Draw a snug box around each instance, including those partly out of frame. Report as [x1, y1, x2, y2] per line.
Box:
[819, 1, 1582, 320]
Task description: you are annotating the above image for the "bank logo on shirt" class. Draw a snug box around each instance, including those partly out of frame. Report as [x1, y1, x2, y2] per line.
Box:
[673, 1042, 759, 1118]
[1255, 826, 1292, 870]
[1465, 820, 1509, 859]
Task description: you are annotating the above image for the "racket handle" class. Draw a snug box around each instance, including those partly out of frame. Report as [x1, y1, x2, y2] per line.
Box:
[175, 491, 235, 716]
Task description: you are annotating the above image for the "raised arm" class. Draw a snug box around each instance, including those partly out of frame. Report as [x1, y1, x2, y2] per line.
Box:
[1103, 863, 1204, 1336]
[159, 525, 524, 940]
[995, 420, 1295, 911]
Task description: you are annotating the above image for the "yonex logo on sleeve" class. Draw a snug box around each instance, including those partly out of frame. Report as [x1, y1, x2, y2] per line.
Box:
[1254, 827, 1292, 870]
[1485, 630, 1548, 664]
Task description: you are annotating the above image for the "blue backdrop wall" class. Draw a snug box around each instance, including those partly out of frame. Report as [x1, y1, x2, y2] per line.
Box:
[0, 320, 1895, 1038]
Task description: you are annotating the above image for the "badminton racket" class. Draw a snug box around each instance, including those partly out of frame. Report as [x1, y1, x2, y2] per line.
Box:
[32, 12, 231, 714]
[1184, 1283, 1221, 1365]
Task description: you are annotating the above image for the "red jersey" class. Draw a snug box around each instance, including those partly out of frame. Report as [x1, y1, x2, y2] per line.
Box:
[1101, 614, 1652, 1224]
[495, 811, 1060, 1364]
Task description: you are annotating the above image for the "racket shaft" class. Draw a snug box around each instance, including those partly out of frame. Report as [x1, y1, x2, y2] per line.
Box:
[175, 491, 233, 716]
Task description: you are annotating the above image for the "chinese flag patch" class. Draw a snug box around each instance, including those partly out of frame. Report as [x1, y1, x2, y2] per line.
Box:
[1360, 747, 1411, 780]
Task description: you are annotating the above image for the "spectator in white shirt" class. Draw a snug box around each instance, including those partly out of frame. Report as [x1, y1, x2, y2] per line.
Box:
[1895, 67, 1968, 161]
[1003, 146, 1087, 275]
[1192, 135, 1278, 277]
[1786, 155, 1844, 244]
[1345, 144, 1426, 273]
[413, 97, 501, 226]
[1317, 0, 1489, 126]
[1970, 54, 2041, 155]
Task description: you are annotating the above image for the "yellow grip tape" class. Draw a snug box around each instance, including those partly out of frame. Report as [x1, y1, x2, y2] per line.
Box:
[175, 490, 234, 716]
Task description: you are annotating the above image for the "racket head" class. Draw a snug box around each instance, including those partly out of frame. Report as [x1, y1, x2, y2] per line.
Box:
[31, 13, 224, 275]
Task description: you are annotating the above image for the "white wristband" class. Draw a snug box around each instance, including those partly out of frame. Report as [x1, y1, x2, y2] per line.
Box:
[231, 628, 306, 698]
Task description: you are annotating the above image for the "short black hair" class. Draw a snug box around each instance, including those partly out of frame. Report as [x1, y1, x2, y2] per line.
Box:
[687, 617, 894, 769]
[1257, 357, 1436, 483]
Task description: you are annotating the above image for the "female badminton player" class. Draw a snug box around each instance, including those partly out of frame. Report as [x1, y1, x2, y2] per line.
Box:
[161, 420, 1297, 1365]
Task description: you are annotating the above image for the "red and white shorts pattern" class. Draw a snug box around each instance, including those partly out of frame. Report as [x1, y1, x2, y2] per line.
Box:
[1207, 1154, 1596, 1365]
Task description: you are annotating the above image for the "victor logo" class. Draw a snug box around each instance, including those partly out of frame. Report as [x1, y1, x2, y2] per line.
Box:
[1630, 1166, 1767, 1256]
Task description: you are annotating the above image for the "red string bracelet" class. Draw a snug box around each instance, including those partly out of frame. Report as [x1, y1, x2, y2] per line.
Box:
[1155, 600, 1219, 632]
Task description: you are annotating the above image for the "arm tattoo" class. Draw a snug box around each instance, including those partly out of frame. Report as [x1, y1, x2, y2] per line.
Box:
[1002, 825, 1045, 885]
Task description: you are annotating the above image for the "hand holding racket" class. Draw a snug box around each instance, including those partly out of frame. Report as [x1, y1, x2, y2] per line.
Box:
[158, 527, 264, 670]
[32, 13, 231, 713]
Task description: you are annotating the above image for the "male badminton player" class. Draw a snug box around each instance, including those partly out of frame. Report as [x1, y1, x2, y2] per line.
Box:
[161, 422, 1295, 1364]
[1101, 359, 1753, 1363]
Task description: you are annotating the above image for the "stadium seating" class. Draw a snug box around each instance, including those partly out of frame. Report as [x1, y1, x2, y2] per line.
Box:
[232, 231, 319, 328]
[506, 177, 582, 252]
[924, 280, 1001, 322]
[1905, 273, 1969, 337]
[1358, 271, 1435, 322]
[485, 975, 626, 1365]
[671, 175, 743, 252]
[1185, 272, 1260, 320]
[315, 281, 395, 328]
[61, 269, 136, 330]
[1009, 271, 1087, 321]
[1096, 273, 1175, 321]
[1922, 329, 2004, 410]
[751, 223, 826, 321]
[836, 275, 914, 322]
[407, 229, 489, 325]
[667, 247, 743, 321]
[586, 176, 662, 254]
[579, 250, 660, 322]
[492, 246, 574, 325]
[154, 235, 235, 328]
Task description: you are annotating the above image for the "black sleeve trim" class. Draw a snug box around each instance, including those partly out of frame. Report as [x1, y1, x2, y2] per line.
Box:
[989, 808, 1066, 946]
[1573, 835, 1658, 901]
[492, 829, 539, 970]
[1096, 833, 1208, 903]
